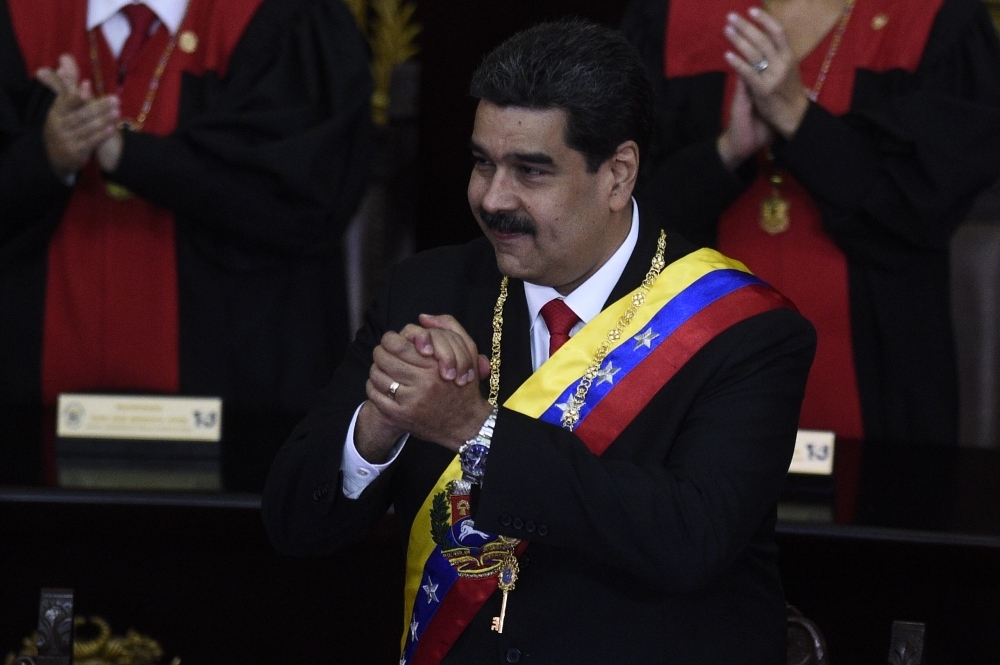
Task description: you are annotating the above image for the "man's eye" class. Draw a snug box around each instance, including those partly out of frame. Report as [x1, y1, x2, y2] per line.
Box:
[519, 166, 544, 177]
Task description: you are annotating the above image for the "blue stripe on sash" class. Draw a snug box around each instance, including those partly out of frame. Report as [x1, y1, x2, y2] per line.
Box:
[402, 549, 460, 661]
[539, 269, 764, 426]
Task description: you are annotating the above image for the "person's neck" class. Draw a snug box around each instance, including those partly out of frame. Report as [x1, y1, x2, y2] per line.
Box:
[554, 203, 633, 297]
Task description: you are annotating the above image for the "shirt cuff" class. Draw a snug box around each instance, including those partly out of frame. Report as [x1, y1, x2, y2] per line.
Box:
[340, 403, 408, 499]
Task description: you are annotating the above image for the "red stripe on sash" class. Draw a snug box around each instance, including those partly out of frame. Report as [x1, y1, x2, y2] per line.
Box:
[574, 284, 794, 454]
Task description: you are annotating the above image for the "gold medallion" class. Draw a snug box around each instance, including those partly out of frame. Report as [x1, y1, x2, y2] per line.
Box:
[871, 13, 888, 30]
[105, 182, 133, 201]
[179, 31, 198, 54]
[760, 192, 791, 235]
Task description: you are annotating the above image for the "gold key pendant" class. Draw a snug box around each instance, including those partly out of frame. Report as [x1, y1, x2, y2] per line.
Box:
[491, 553, 519, 633]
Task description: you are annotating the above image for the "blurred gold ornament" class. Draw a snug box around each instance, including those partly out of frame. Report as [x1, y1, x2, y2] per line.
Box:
[342, 0, 368, 33]
[4, 616, 178, 665]
[105, 182, 133, 201]
[343, 0, 422, 125]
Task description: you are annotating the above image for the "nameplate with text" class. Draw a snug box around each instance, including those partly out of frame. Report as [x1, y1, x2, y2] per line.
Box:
[788, 429, 835, 475]
[57, 394, 222, 442]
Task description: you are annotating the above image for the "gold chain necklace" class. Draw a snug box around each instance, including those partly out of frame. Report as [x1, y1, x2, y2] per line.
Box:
[760, 0, 857, 235]
[88, 19, 184, 201]
[486, 229, 668, 429]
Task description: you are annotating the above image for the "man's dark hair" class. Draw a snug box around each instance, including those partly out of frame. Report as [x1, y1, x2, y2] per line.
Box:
[469, 19, 655, 173]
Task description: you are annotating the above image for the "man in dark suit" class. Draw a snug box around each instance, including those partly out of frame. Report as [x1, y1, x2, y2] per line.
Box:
[263, 19, 815, 665]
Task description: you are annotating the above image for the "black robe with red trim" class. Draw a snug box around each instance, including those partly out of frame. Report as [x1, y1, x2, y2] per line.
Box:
[622, 0, 1000, 446]
[0, 0, 372, 416]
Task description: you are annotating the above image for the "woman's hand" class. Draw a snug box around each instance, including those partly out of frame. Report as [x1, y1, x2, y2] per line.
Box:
[717, 76, 774, 171]
[724, 7, 810, 139]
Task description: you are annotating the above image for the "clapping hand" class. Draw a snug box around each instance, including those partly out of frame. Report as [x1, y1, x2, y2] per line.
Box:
[717, 76, 774, 171]
[355, 314, 493, 463]
[723, 7, 810, 140]
[37, 54, 119, 178]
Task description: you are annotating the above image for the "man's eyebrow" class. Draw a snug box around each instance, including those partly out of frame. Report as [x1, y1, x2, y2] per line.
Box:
[512, 152, 554, 166]
[469, 141, 554, 166]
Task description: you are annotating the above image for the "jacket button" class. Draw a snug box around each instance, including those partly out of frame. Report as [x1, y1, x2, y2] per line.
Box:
[506, 648, 521, 663]
[500, 514, 512, 527]
[513, 517, 524, 530]
[524, 520, 535, 533]
[537, 524, 548, 536]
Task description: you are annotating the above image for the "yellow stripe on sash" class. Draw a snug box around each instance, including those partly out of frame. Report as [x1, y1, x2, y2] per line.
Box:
[402, 457, 463, 651]
[505, 248, 750, 418]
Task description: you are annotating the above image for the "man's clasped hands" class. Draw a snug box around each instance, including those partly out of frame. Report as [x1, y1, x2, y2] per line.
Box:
[38, 54, 124, 180]
[355, 315, 496, 464]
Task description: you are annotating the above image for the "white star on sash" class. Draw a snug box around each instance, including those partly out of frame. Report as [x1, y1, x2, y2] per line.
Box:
[595, 361, 621, 386]
[554, 399, 572, 414]
[410, 618, 419, 641]
[633, 328, 659, 350]
[400, 659, 407, 665]
[422, 577, 440, 604]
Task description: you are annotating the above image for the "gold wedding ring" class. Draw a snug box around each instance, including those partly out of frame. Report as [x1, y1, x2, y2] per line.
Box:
[388, 381, 400, 399]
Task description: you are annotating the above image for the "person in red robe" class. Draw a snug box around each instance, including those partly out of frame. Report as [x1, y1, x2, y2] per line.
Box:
[622, 0, 1000, 447]
[0, 0, 373, 431]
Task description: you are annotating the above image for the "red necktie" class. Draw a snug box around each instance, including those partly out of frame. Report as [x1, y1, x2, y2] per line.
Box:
[118, 3, 157, 82]
[540, 298, 580, 358]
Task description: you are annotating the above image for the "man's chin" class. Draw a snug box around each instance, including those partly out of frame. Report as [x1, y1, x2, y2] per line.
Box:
[491, 248, 538, 283]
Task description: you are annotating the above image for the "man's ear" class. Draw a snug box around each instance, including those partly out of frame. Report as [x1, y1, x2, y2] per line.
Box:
[607, 140, 639, 212]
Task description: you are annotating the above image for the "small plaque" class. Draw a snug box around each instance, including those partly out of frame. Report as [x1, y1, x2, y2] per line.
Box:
[788, 429, 835, 475]
[57, 393, 222, 442]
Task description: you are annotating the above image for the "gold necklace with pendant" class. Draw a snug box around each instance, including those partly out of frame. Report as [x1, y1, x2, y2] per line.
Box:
[760, 154, 791, 235]
[759, 0, 856, 235]
[88, 18, 186, 202]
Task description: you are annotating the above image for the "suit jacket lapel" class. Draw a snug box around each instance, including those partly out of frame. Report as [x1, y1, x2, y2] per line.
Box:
[500, 279, 533, 404]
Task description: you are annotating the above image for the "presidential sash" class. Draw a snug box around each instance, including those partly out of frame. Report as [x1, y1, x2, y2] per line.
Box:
[400, 248, 795, 665]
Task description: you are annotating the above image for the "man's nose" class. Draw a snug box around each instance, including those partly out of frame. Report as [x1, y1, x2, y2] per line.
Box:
[481, 169, 519, 212]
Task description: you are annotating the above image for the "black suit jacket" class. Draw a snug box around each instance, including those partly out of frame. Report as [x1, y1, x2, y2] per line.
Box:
[262, 214, 816, 664]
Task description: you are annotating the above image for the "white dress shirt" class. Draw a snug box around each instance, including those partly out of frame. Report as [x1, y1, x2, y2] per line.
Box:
[340, 200, 641, 498]
[87, 0, 188, 57]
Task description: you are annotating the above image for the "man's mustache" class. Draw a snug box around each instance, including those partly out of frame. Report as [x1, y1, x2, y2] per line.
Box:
[478, 208, 536, 235]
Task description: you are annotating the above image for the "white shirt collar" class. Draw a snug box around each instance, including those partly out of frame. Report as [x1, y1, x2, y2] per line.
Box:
[524, 200, 640, 363]
[87, 0, 188, 34]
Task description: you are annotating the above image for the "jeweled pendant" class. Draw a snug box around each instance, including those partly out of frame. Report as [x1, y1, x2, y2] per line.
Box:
[760, 191, 790, 235]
